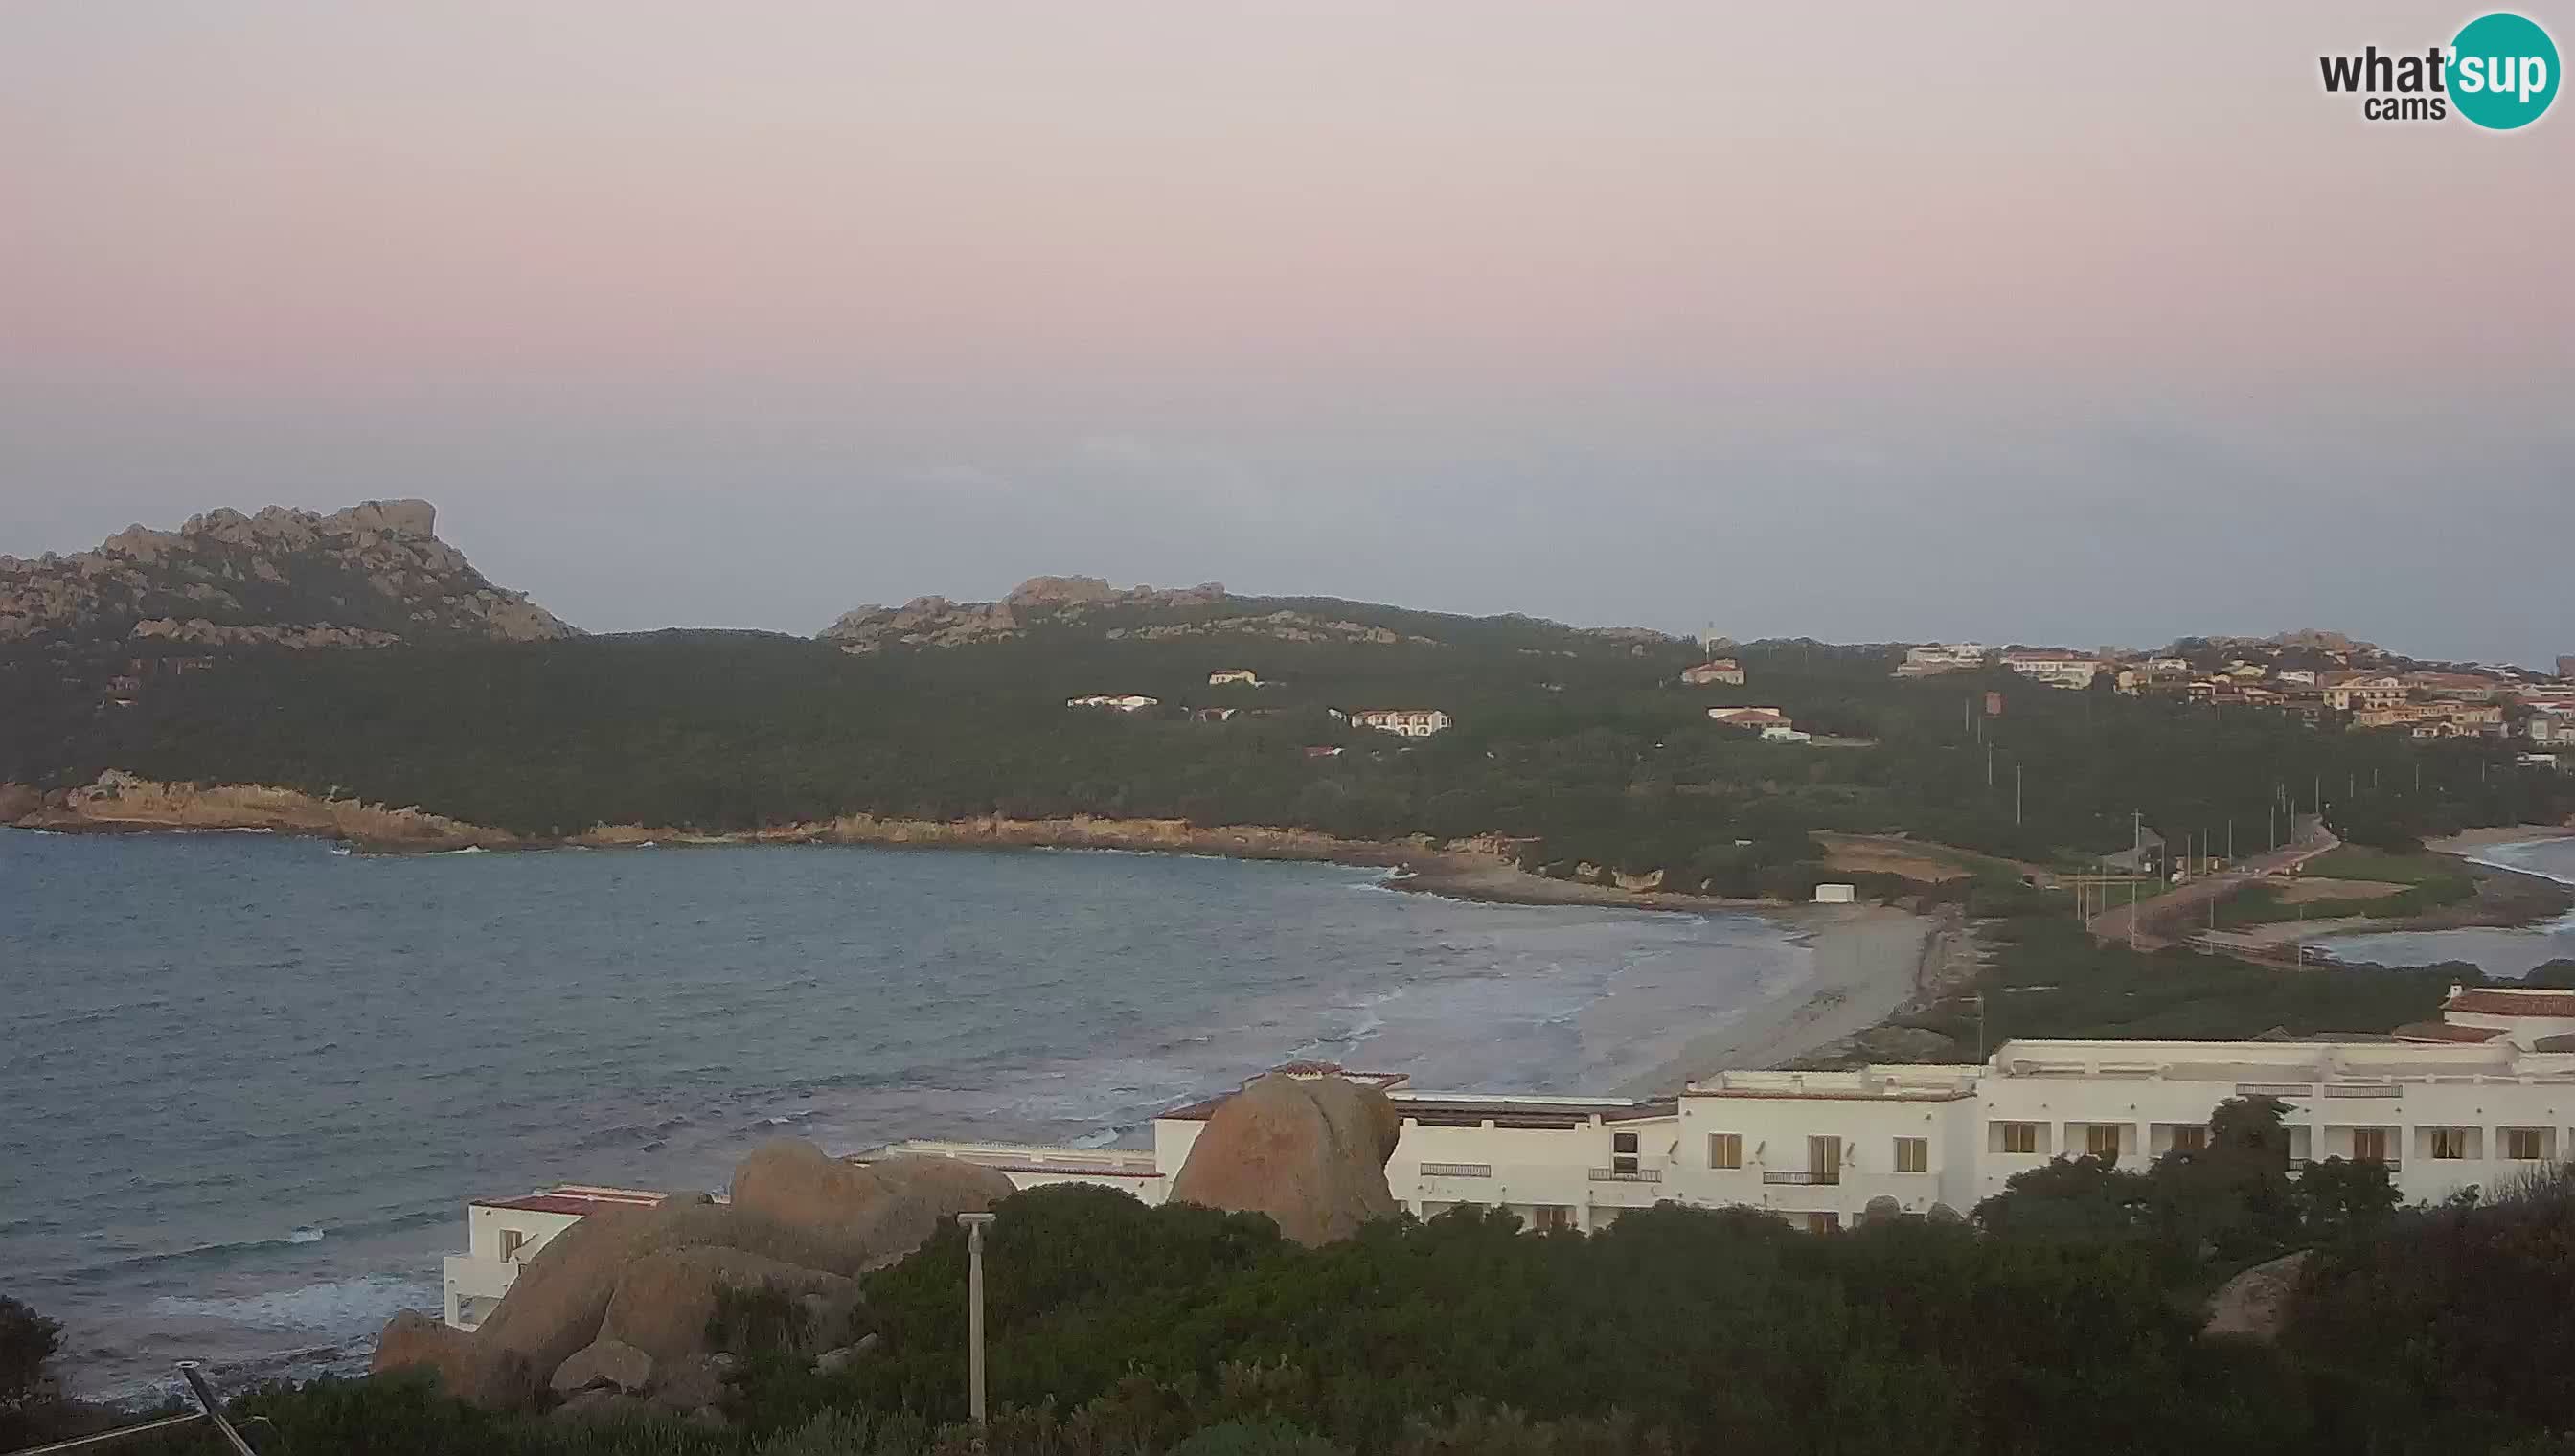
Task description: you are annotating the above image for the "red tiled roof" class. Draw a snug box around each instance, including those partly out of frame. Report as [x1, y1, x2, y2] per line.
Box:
[2392, 1021, 2507, 1043]
[2447, 990, 2575, 1017]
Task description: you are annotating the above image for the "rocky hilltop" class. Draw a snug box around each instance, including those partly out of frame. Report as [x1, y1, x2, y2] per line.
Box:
[0, 499, 577, 648]
[820, 574, 1668, 653]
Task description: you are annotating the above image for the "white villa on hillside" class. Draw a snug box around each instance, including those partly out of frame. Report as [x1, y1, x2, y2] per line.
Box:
[1208, 670, 1264, 687]
[440, 988, 2575, 1329]
[1066, 694, 1160, 713]
[2003, 649, 2106, 690]
[1349, 709, 1451, 738]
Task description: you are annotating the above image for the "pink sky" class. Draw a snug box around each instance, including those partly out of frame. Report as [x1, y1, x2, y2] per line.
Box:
[3, 2, 2569, 660]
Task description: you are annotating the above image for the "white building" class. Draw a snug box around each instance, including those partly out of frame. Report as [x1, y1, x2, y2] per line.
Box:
[1349, 709, 1451, 738]
[1706, 707, 1804, 741]
[443, 1185, 666, 1330]
[1066, 694, 1160, 713]
[1207, 670, 1263, 687]
[1895, 644, 1991, 677]
[2002, 650, 2106, 690]
[444, 990, 2575, 1330]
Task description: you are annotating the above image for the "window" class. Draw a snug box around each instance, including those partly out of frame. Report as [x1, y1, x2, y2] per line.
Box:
[498, 1228, 528, 1262]
[2507, 1128, 2546, 1161]
[2352, 1128, 2389, 1164]
[1894, 1136, 1928, 1173]
[2085, 1124, 2123, 1158]
[2430, 1127, 2469, 1161]
[1532, 1206, 1575, 1233]
[1612, 1129, 1638, 1176]
[1708, 1132, 1743, 1170]
[2168, 1125, 2208, 1154]
[1804, 1212, 1841, 1236]
[2000, 1122, 2039, 1155]
[1808, 1135, 1842, 1185]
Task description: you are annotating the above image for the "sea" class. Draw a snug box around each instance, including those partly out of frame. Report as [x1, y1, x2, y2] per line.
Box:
[0, 830, 1820, 1403]
[2323, 836, 2575, 975]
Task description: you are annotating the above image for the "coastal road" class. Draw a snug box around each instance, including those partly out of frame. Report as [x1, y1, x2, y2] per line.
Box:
[2084, 828, 2340, 952]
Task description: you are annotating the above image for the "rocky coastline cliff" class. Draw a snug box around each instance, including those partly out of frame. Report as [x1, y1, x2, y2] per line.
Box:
[0, 498, 577, 648]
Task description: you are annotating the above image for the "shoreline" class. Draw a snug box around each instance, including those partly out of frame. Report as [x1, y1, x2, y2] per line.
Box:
[7, 773, 1944, 1076]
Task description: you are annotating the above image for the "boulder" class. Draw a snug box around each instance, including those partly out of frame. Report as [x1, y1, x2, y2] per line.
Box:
[650, 1353, 730, 1415]
[2203, 1249, 2313, 1343]
[548, 1337, 653, 1397]
[813, 1332, 881, 1375]
[370, 1308, 480, 1392]
[730, 1140, 1017, 1275]
[549, 1389, 652, 1425]
[1166, 1073, 1401, 1245]
[462, 1200, 668, 1407]
[598, 1244, 853, 1366]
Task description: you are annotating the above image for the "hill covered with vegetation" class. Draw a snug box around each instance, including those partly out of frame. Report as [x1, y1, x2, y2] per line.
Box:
[5, 580, 2564, 891]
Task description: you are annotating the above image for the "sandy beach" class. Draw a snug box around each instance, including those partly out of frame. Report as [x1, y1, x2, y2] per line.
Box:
[1609, 905, 1951, 1096]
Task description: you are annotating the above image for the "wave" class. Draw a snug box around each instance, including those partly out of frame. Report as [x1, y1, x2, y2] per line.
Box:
[63, 1226, 328, 1283]
[425, 845, 487, 856]
[146, 1272, 434, 1333]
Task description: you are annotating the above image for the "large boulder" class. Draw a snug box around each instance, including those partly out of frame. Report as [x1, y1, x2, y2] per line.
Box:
[2203, 1249, 2313, 1342]
[451, 1199, 670, 1408]
[371, 1308, 479, 1391]
[730, 1140, 1017, 1275]
[598, 1244, 855, 1366]
[1166, 1074, 1401, 1245]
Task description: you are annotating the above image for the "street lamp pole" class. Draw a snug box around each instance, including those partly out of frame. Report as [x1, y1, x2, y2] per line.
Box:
[958, 1212, 996, 1429]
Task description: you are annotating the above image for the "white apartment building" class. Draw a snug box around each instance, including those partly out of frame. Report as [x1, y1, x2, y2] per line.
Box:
[1895, 644, 1991, 677]
[2002, 650, 2106, 690]
[442, 990, 2575, 1330]
[1066, 694, 1160, 713]
[1349, 709, 1452, 738]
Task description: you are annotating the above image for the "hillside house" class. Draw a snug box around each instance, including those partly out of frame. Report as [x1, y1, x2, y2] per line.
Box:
[2319, 673, 2408, 712]
[1680, 659, 1744, 686]
[2002, 649, 2105, 690]
[1896, 644, 1990, 677]
[1350, 709, 1452, 738]
[1067, 694, 1160, 713]
[1207, 670, 1263, 687]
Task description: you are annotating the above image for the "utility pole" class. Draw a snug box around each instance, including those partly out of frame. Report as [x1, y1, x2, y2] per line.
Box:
[2129, 811, 2141, 951]
[958, 1212, 996, 1429]
[2016, 762, 2023, 826]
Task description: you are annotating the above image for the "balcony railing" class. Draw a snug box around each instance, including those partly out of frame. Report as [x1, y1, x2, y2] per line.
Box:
[2235, 1082, 2313, 1098]
[2322, 1084, 2402, 1098]
[1588, 1167, 1663, 1182]
[1418, 1162, 1493, 1178]
[1761, 1171, 1841, 1185]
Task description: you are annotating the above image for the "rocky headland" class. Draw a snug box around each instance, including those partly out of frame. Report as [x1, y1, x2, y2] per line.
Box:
[0, 498, 577, 648]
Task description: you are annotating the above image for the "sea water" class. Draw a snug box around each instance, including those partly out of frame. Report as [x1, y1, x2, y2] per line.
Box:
[0, 831, 1814, 1399]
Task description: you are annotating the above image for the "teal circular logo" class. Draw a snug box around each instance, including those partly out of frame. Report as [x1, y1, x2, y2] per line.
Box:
[2451, 12, 2559, 129]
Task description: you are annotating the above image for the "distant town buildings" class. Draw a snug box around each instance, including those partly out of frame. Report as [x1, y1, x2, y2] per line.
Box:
[1207, 670, 1264, 687]
[1067, 694, 1159, 713]
[1896, 644, 1991, 677]
[2318, 673, 2408, 712]
[1349, 709, 1452, 738]
[2002, 649, 2106, 690]
[1679, 658, 1744, 686]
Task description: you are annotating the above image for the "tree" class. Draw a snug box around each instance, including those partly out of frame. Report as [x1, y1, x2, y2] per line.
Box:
[2295, 1157, 2401, 1243]
[0, 1296, 61, 1415]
